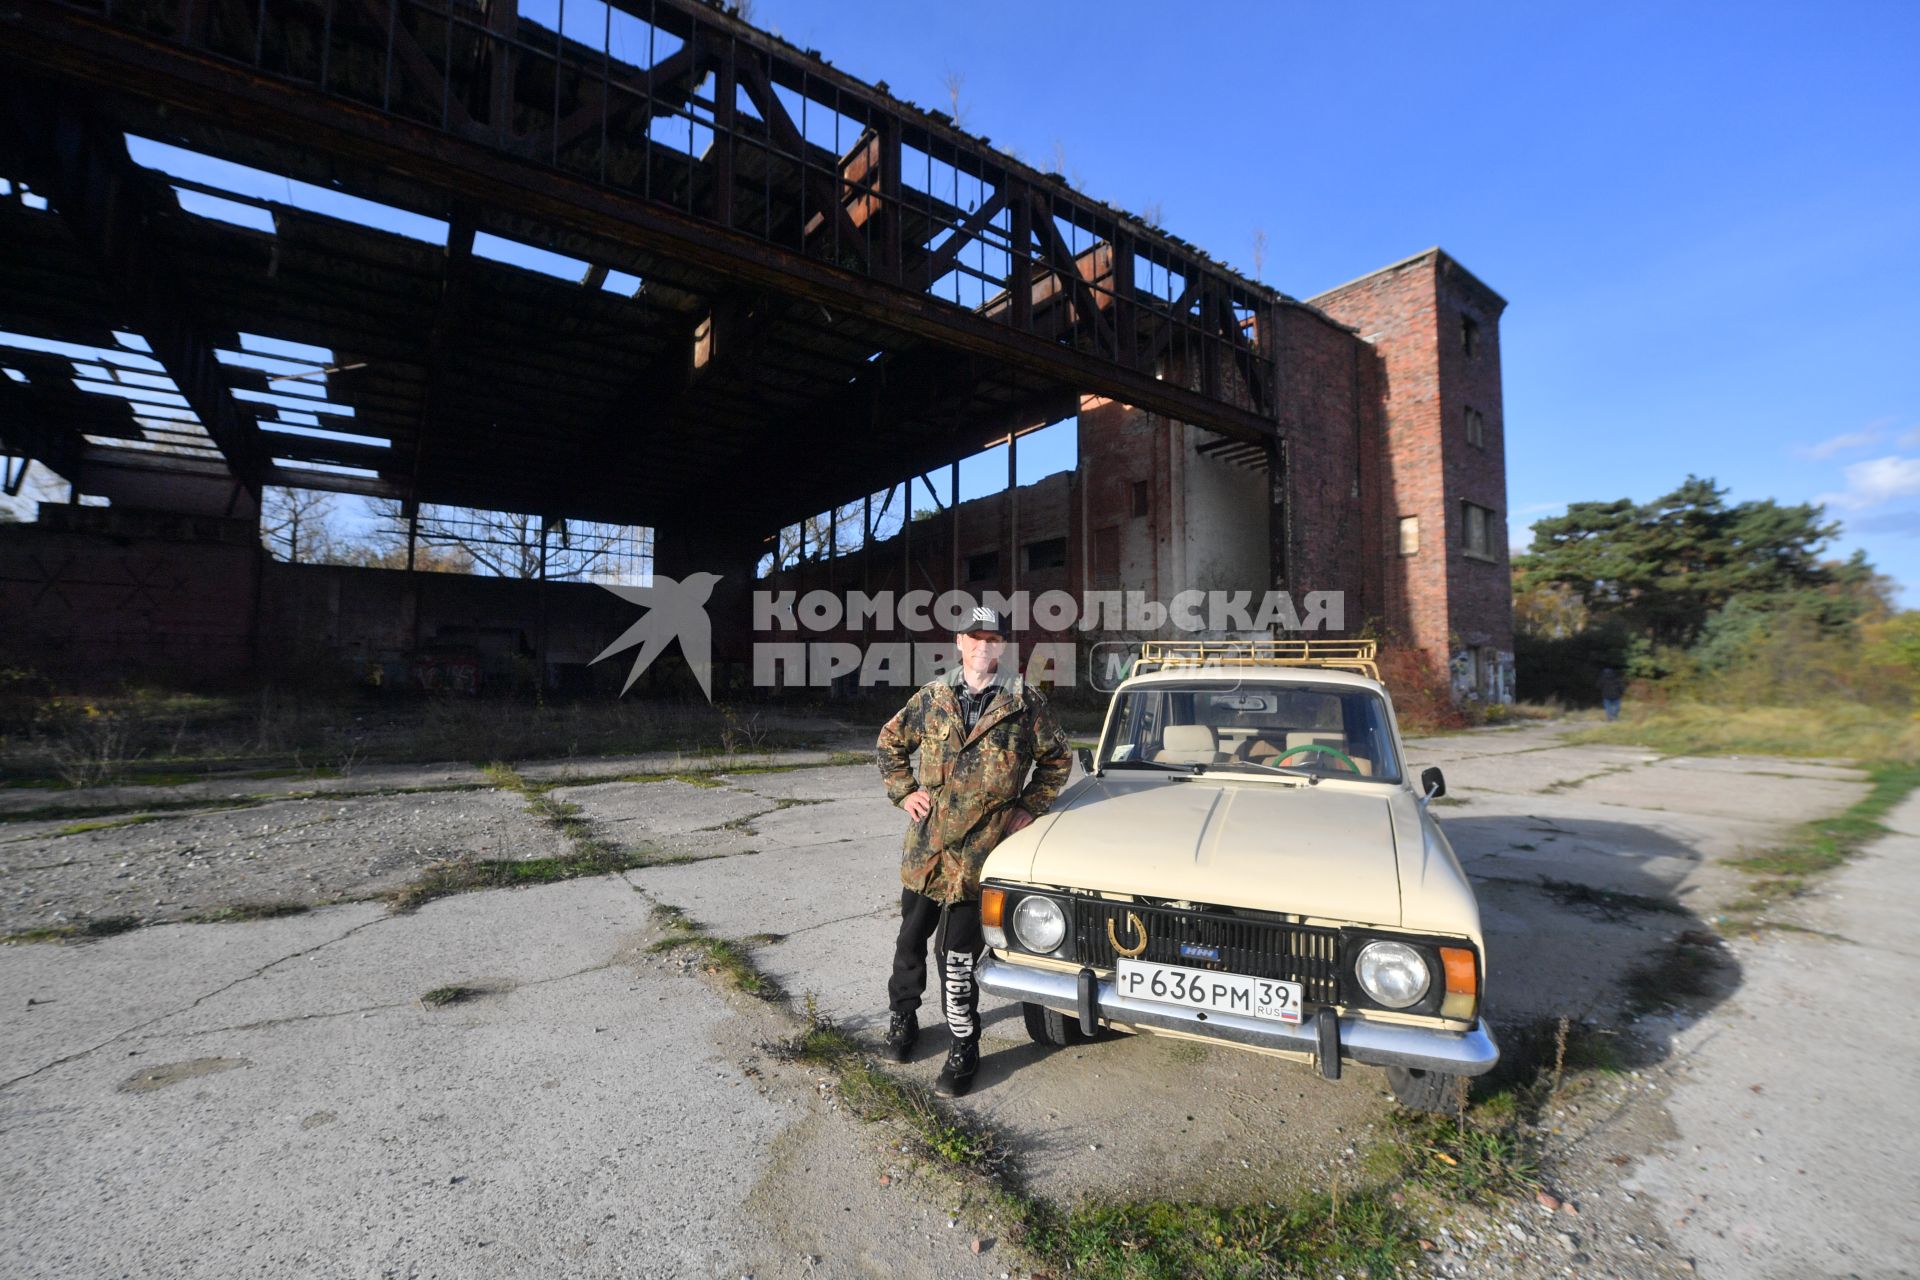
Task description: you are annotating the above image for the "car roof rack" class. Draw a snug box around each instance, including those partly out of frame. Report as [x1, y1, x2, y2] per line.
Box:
[1133, 639, 1380, 680]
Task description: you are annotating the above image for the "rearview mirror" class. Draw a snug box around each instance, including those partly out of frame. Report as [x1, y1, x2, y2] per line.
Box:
[1419, 766, 1447, 804]
[1077, 747, 1096, 775]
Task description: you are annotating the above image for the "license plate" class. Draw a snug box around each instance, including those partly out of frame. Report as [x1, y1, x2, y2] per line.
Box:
[1115, 959, 1304, 1024]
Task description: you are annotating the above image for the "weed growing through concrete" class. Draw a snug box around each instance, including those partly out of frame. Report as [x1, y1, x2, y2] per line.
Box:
[185, 902, 312, 924]
[783, 997, 1425, 1279]
[1538, 760, 1640, 795]
[1718, 760, 1920, 927]
[419, 984, 479, 1007]
[646, 903, 782, 999]
[387, 762, 660, 911]
[1021, 1191, 1418, 1280]
[1388, 1107, 1540, 1205]
[50, 814, 169, 838]
[3, 914, 144, 944]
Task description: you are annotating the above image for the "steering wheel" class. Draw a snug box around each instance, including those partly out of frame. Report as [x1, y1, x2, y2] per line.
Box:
[1271, 743, 1362, 774]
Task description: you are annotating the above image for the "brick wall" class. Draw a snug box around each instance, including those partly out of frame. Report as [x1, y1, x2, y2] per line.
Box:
[1272, 301, 1384, 632]
[1310, 249, 1510, 688]
[1434, 256, 1515, 679]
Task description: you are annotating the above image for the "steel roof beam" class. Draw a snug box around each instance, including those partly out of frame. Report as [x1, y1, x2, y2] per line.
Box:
[0, 81, 268, 495]
[0, 0, 1280, 444]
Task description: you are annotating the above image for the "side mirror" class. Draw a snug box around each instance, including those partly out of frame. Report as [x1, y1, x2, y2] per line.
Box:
[1077, 747, 1096, 775]
[1419, 766, 1447, 804]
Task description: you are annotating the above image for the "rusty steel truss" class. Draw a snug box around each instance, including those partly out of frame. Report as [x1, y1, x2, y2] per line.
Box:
[0, 0, 1281, 534]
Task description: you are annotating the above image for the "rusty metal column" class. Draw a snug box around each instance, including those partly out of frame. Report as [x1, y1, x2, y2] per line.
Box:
[536, 516, 550, 698]
[1007, 430, 1019, 598]
[950, 463, 960, 600]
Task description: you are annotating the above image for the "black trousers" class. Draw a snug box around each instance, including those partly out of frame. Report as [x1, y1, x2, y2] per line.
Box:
[886, 889, 984, 1045]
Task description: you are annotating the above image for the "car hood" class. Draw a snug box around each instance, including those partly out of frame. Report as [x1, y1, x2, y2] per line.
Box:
[1000, 775, 1405, 927]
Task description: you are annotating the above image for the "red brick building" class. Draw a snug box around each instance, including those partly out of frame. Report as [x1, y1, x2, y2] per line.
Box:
[768, 247, 1513, 702]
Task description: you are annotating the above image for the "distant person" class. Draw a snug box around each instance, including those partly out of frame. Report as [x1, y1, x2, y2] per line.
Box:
[1599, 666, 1624, 721]
[874, 606, 1072, 1097]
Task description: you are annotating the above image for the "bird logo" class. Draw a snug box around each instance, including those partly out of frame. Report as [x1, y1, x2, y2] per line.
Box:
[591, 572, 722, 701]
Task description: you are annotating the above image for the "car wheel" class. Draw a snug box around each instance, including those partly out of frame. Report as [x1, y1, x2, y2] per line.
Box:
[1022, 1001, 1092, 1046]
[1387, 1065, 1464, 1113]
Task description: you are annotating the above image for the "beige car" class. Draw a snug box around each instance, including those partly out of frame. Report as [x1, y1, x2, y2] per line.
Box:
[976, 641, 1497, 1111]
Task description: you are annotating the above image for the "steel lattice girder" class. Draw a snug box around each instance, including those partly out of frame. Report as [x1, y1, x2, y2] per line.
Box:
[0, 0, 1282, 450]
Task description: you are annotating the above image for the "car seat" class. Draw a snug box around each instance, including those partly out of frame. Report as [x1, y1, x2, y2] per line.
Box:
[1154, 724, 1221, 764]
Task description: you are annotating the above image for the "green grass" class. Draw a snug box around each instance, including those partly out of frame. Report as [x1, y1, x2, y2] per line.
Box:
[787, 1002, 999, 1168]
[419, 984, 479, 1007]
[3, 690, 830, 779]
[185, 902, 312, 924]
[786, 1002, 1426, 1279]
[0, 782, 488, 828]
[51, 813, 169, 838]
[1732, 760, 1920, 882]
[0, 797, 262, 827]
[1023, 1191, 1418, 1280]
[3, 914, 143, 944]
[1385, 1110, 1540, 1205]
[1565, 699, 1920, 762]
[387, 847, 652, 913]
[382, 761, 660, 912]
[1715, 759, 1920, 927]
[245, 767, 342, 781]
[1565, 706, 1920, 930]
[646, 904, 782, 999]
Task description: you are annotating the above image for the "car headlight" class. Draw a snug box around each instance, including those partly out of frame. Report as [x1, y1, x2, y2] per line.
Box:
[1355, 940, 1431, 1008]
[1010, 895, 1068, 954]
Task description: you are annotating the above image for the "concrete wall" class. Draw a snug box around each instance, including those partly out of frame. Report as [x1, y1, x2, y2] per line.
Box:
[1178, 422, 1270, 600]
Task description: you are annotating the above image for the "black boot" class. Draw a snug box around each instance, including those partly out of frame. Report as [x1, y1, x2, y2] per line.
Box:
[883, 1011, 918, 1063]
[935, 1039, 980, 1097]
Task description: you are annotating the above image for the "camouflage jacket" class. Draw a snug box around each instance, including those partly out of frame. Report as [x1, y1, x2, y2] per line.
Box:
[876, 672, 1073, 903]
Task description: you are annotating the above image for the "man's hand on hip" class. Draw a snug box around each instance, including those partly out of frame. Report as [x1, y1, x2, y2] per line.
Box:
[1005, 808, 1034, 834]
[901, 789, 933, 822]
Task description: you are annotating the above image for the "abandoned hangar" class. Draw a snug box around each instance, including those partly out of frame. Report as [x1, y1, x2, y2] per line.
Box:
[0, 0, 1513, 701]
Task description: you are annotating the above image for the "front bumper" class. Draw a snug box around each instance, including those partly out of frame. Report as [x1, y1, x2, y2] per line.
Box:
[980, 955, 1500, 1076]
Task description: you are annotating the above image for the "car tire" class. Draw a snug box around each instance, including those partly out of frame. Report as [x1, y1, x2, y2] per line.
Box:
[1387, 1065, 1465, 1113]
[1022, 1001, 1093, 1047]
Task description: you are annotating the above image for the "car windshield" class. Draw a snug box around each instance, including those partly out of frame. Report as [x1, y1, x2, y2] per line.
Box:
[1098, 680, 1402, 783]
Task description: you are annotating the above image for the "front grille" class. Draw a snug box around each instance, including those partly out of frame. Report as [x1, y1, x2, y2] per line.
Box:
[1071, 899, 1342, 1005]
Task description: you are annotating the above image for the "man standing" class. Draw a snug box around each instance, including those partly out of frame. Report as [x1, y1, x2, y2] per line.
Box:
[1599, 666, 1625, 722]
[875, 606, 1072, 1097]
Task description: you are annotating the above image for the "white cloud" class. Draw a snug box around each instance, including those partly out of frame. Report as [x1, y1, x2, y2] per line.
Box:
[1797, 418, 1889, 458]
[1817, 455, 1920, 510]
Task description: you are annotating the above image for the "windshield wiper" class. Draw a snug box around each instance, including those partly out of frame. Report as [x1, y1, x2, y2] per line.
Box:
[1208, 760, 1316, 783]
[1102, 759, 1203, 774]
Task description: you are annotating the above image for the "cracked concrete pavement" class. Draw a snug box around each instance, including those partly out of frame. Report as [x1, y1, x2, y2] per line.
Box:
[3, 723, 1915, 1277]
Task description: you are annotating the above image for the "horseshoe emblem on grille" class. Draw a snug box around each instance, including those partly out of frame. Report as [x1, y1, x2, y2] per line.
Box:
[1107, 911, 1149, 958]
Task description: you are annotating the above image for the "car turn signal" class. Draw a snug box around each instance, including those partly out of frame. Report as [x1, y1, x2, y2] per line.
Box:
[980, 887, 1006, 930]
[1438, 946, 1478, 1020]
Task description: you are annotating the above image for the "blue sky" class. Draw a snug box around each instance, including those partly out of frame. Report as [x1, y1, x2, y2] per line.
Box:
[750, 0, 1920, 595]
[9, 2, 1912, 595]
